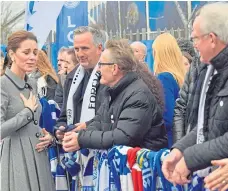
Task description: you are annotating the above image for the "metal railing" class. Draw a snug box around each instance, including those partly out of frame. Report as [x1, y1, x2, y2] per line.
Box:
[108, 27, 186, 41]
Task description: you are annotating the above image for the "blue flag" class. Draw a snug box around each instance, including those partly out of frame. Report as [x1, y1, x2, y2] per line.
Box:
[56, 2, 88, 52]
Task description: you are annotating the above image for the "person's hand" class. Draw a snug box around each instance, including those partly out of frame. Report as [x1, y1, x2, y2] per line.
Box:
[70, 122, 86, 132]
[204, 159, 228, 191]
[20, 91, 38, 112]
[162, 148, 183, 182]
[62, 132, 80, 152]
[172, 157, 191, 185]
[55, 126, 65, 141]
[35, 128, 53, 152]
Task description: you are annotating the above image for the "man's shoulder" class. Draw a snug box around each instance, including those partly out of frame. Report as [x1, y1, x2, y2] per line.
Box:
[97, 84, 108, 97]
[125, 77, 153, 99]
[66, 66, 78, 79]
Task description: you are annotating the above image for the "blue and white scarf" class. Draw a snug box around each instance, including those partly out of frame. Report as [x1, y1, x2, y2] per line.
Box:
[39, 98, 69, 191]
[66, 64, 100, 125]
[64, 64, 100, 190]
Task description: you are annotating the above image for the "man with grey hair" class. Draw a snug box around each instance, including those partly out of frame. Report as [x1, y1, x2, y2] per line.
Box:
[54, 47, 79, 108]
[55, 26, 105, 141]
[130, 41, 147, 62]
[162, 2, 228, 186]
[54, 47, 71, 109]
[54, 26, 106, 190]
[62, 39, 167, 152]
[57, 46, 68, 75]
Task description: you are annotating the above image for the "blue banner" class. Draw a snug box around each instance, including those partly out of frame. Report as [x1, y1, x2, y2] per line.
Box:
[50, 43, 58, 72]
[56, 2, 88, 52]
[142, 40, 154, 72]
[1, 45, 7, 57]
[148, 1, 165, 30]
[120, 1, 147, 31]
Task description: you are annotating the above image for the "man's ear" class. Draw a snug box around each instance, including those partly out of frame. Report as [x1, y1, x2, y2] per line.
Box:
[210, 33, 218, 49]
[112, 64, 120, 76]
[98, 44, 103, 52]
[143, 54, 146, 60]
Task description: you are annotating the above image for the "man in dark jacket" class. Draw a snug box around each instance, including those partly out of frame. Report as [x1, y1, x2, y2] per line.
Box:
[54, 47, 68, 109]
[173, 39, 201, 144]
[162, 2, 228, 185]
[62, 39, 168, 152]
[172, 56, 201, 143]
[55, 26, 105, 139]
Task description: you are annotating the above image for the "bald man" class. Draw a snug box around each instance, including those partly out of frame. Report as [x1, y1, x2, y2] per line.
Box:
[130, 41, 147, 62]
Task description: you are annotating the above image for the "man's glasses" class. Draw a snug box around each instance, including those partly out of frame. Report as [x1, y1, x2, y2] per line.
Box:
[58, 59, 69, 63]
[190, 32, 218, 44]
[98, 62, 115, 67]
[190, 34, 209, 44]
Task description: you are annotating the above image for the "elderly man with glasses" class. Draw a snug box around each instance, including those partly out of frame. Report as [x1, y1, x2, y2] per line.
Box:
[62, 39, 167, 152]
[162, 2, 228, 187]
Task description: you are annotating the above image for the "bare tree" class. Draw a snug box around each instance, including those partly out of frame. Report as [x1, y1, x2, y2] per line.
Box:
[0, 2, 23, 44]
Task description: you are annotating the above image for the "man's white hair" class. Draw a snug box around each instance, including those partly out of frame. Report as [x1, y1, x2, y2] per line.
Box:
[196, 2, 228, 44]
[131, 41, 147, 55]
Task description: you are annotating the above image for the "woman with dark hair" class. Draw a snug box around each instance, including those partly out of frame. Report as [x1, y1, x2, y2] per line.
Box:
[182, 51, 193, 71]
[0, 30, 55, 191]
[177, 39, 196, 71]
[136, 61, 164, 111]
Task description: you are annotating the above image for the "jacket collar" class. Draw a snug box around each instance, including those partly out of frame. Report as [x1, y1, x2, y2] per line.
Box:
[67, 66, 77, 80]
[4, 68, 32, 90]
[211, 45, 228, 72]
[107, 72, 138, 100]
[66, 65, 93, 80]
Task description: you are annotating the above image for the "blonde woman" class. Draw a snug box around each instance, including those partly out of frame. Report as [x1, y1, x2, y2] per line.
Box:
[29, 50, 59, 100]
[153, 33, 186, 148]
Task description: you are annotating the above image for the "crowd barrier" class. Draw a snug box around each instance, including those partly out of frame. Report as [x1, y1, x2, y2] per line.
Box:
[40, 100, 207, 191]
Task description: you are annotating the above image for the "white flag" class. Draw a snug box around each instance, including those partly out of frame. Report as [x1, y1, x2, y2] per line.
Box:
[25, 1, 64, 49]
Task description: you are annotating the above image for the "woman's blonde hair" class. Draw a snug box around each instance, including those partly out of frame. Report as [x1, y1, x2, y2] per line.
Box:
[36, 50, 59, 83]
[153, 33, 186, 87]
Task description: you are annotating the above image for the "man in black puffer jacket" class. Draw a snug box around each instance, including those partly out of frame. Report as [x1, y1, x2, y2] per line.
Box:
[173, 39, 202, 144]
[173, 56, 202, 143]
[62, 39, 168, 152]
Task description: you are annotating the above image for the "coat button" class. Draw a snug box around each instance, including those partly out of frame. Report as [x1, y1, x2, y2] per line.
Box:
[27, 116, 31, 121]
[220, 101, 224, 107]
[34, 120, 38, 125]
[36, 132, 41, 138]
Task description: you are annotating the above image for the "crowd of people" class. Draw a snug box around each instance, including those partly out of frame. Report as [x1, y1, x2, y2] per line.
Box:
[1, 2, 228, 191]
